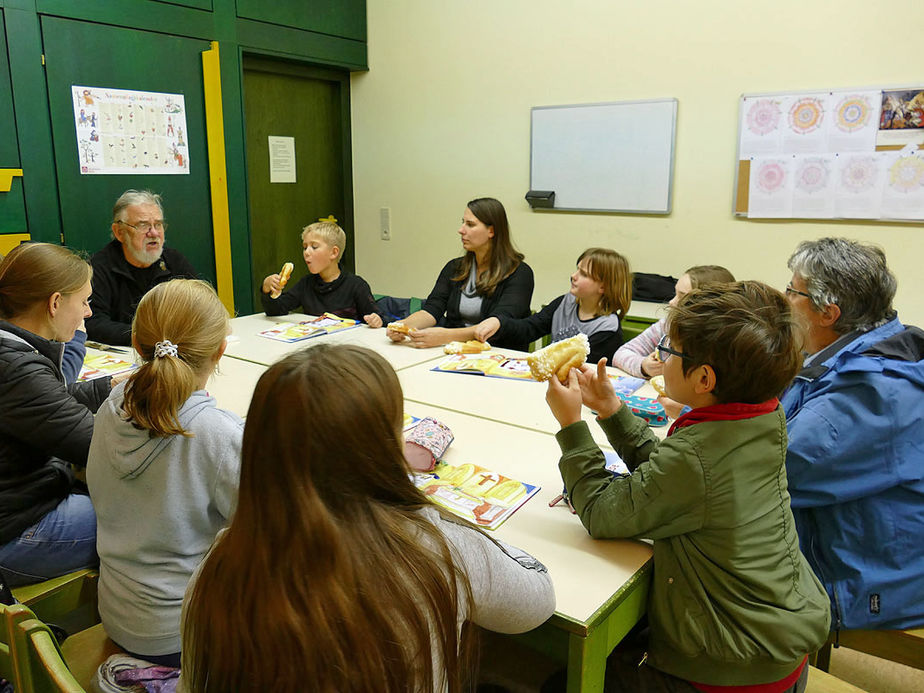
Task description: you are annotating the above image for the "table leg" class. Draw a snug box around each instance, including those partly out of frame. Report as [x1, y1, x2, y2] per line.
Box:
[567, 624, 610, 693]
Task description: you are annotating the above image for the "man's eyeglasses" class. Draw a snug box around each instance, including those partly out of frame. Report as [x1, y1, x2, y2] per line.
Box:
[117, 220, 167, 234]
[785, 284, 812, 300]
[656, 335, 691, 362]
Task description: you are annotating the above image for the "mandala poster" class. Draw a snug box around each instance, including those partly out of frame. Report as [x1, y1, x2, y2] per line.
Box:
[791, 154, 836, 219]
[827, 91, 880, 152]
[72, 85, 191, 175]
[739, 97, 784, 158]
[781, 93, 828, 154]
[747, 156, 794, 218]
[833, 153, 886, 219]
[881, 151, 924, 219]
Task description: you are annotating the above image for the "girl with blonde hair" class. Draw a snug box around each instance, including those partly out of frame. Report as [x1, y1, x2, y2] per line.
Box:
[474, 247, 632, 364]
[181, 344, 555, 692]
[613, 265, 735, 378]
[0, 242, 111, 585]
[87, 278, 242, 667]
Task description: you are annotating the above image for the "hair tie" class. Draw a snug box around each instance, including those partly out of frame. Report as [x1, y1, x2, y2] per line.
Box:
[154, 340, 178, 359]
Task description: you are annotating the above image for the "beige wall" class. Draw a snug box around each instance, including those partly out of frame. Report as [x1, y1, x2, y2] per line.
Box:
[351, 0, 924, 325]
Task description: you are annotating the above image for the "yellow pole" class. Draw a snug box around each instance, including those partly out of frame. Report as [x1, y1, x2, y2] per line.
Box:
[201, 42, 235, 314]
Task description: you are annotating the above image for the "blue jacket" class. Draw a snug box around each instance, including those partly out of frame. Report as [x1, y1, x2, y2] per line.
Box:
[782, 315, 924, 631]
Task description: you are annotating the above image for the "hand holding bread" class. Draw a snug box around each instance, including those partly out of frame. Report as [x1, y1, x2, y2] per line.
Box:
[268, 262, 294, 299]
[527, 333, 590, 383]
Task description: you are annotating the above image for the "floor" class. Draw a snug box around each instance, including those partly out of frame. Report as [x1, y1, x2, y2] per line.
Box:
[478, 631, 924, 692]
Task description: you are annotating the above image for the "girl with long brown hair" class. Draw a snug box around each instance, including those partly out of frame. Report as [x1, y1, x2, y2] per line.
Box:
[386, 197, 535, 351]
[0, 242, 111, 586]
[474, 247, 633, 364]
[87, 279, 242, 667]
[181, 344, 555, 693]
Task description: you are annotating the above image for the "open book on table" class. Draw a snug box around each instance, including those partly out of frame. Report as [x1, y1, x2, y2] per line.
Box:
[431, 353, 535, 381]
[78, 352, 136, 381]
[413, 461, 540, 530]
[433, 353, 648, 396]
[258, 313, 360, 343]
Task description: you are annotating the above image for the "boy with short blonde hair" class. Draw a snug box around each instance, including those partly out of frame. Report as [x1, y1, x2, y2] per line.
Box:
[261, 221, 383, 326]
[546, 281, 830, 691]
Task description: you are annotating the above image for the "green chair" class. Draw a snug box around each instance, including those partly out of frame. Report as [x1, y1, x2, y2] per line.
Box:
[11, 569, 99, 626]
[5, 602, 86, 693]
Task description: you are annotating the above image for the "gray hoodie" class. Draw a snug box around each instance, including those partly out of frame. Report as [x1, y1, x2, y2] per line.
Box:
[87, 380, 243, 657]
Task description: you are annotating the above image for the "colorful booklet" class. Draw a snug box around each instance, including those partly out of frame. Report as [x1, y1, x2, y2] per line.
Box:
[609, 374, 646, 397]
[413, 461, 540, 530]
[431, 353, 536, 381]
[258, 313, 360, 343]
[78, 352, 136, 381]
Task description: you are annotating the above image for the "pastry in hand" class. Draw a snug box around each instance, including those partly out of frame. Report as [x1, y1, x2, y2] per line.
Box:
[526, 333, 590, 383]
[650, 375, 666, 397]
[444, 340, 491, 354]
[270, 262, 294, 299]
[386, 321, 416, 335]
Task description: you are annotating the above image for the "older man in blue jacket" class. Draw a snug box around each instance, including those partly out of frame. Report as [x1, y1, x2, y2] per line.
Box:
[782, 237, 924, 633]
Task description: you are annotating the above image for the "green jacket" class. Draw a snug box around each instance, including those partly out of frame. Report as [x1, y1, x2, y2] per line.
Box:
[555, 404, 830, 685]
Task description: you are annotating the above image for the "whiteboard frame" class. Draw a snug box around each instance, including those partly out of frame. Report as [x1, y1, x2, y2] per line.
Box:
[529, 98, 678, 214]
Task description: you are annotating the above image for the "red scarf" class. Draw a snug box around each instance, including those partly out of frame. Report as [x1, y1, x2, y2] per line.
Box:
[667, 398, 779, 437]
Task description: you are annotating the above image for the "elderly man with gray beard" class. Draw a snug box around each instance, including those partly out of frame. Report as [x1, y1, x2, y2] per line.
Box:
[86, 189, 197, 346]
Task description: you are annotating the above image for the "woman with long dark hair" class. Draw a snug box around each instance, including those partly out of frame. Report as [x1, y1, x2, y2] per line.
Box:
[182, 344, 555, 692]
[387, 197, 534, 351]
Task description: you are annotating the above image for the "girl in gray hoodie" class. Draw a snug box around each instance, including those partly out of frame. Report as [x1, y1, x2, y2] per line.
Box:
[87, 279, 243, 667]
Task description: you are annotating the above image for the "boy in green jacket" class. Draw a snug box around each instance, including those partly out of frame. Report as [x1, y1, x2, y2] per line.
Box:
[546, 281, 830, 692]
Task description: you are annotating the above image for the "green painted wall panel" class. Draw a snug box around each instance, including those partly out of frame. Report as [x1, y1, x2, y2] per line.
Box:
[236, 0, 365, 43]
[236, 18, 366, 70]
[41, 16, 216, 281]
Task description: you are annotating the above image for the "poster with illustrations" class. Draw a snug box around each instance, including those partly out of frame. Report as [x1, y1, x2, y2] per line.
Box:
[72, 85, 190, 175]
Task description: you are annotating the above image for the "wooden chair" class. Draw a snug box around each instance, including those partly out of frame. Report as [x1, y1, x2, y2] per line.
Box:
[805, 664, 866, 692]
[814, 628, 924, 672]
[7, 606, 86, 693]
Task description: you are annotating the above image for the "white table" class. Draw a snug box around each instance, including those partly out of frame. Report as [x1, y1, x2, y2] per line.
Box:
[82, 346, 266, 420]
[399, 348, 669, 449]
[409, 403, 652, 692]
[225, 312, 446, 371]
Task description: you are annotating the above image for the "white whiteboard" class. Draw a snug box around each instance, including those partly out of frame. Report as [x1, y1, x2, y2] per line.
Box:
[530, 99, 678, 213]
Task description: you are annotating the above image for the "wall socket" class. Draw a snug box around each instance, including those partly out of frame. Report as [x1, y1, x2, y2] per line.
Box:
[379, 207, 391, 241]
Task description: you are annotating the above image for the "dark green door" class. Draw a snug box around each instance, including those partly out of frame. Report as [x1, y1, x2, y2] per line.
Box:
[243, 57, 352, 311]
[41, 16, 215, 282]
[0, 9, 27, 237]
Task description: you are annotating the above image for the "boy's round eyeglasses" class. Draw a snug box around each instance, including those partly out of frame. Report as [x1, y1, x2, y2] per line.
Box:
[656, 335, 691, 361]
[117, 220, 167, 234]
[785, 284, 812, 299]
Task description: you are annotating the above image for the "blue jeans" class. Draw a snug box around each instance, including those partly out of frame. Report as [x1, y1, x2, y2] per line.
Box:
[0, 493, 98, 587]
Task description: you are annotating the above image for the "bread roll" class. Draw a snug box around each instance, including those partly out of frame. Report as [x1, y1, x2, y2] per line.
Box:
[650, 375, 666, 397]
[444, 340, 491, 354]
[386, 321, 416, 335]
[526, 333, 590, 383]
[270, 262, 294, 299]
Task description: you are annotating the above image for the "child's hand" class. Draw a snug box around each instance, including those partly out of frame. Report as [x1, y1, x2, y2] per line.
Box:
[408, 327, 448, 349]
[386, 326, 408, 342]
[545, 369, 583, 427]
[473, 317, 500, 342]
[262, 274, 281, 296]
[657, 395, 685, 420]
[576, 358, 623, 420]
[640, 352, 664, 378]
[364, 313, 383, 328]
